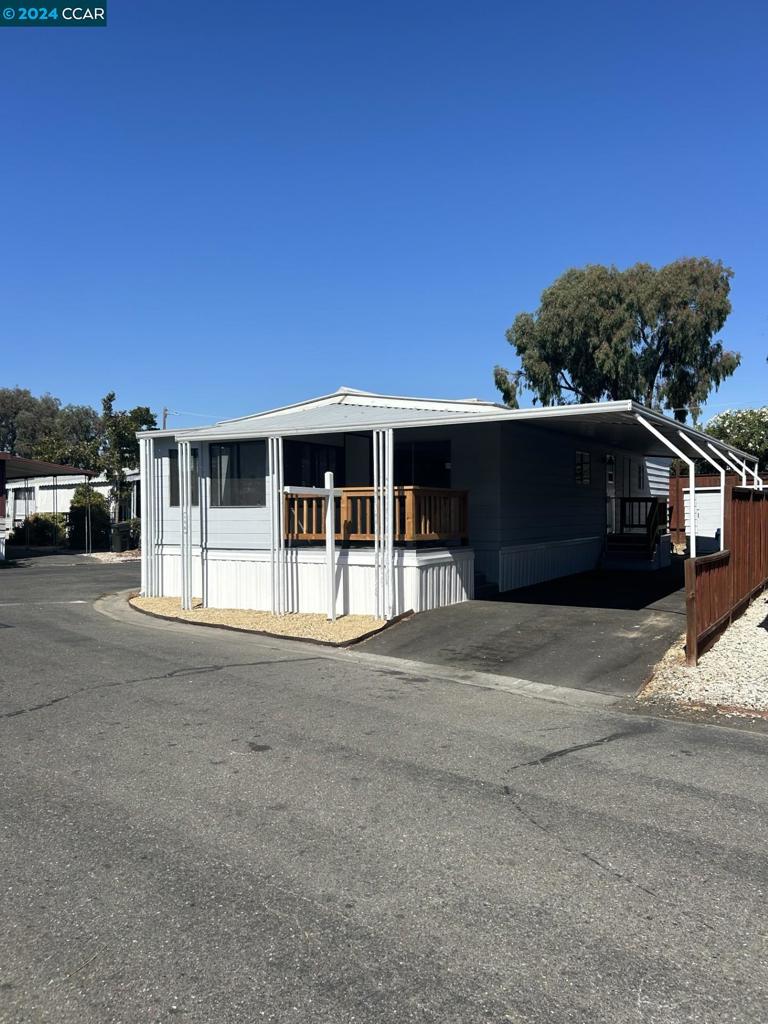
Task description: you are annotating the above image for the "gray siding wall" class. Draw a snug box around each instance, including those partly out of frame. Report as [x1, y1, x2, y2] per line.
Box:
[395, 422, 503, 582]
[156, 440, 271, 551]
[449, 423, 503, 582]
[499, 423, 606, 546]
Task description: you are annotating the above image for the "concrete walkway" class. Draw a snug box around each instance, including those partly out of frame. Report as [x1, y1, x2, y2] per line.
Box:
[361, 566, 686, 697]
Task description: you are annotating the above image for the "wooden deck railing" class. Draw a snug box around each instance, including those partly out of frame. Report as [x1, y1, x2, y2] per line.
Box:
[284, 486, 469, 544]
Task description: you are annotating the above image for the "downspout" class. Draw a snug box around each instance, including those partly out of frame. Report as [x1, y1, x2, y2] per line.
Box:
[677, 432, 726, 551]
[636, 415, 697, 558]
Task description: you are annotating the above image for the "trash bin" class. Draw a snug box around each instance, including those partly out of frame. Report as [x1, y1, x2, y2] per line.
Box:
[111, 521, 132, 552]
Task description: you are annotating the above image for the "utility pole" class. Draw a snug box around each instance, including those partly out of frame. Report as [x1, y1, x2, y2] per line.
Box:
[162, 407, 169, 430]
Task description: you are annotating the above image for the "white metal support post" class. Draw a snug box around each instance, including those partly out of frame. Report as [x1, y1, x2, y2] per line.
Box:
[324, 471, 336, 622]
[709, 443, 747, 487]
[677, 432, 726, 551]
[385, 428, 394, 620]
[372, 428, 395, 620]
[283, 474, 343, 621]
[268, 437, 286, 614]
[139, 437, 151, 596]
[740, 457, 762, 490]
[373, 430, 381, 619]
[636, 415, 697, 558]
[198, 444, 209, 607]
[179, 440, 194, 610]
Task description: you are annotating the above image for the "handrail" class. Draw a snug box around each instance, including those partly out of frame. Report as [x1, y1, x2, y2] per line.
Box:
[611, 497, 667, 558]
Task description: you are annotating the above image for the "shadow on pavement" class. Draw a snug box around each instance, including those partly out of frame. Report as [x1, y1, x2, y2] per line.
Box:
[498, 559, 685, 613]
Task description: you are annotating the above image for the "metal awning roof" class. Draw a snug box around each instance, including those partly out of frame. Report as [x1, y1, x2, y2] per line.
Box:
[0, 453, 94, 482]
[152, 388, 753, 465]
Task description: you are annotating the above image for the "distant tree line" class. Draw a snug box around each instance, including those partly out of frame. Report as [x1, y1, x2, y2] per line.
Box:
[0, 386, 156, 503]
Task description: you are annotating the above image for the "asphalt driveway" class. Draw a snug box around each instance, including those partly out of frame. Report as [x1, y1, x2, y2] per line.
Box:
[362, 565, 686, 696]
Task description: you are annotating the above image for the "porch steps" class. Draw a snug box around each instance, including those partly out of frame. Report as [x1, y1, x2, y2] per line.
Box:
[473, 569, 499, 601]
[602, 532, 659, 571]
[605, 533, 650, 558]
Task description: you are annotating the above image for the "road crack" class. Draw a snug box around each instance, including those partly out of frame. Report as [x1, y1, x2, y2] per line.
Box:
[507, 722, 656, 771]
[0, 657, 324, 719]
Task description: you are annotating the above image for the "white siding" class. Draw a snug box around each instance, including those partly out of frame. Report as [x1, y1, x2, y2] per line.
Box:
[683, 488, 721, 554]
[159, 545, 474, 616]
[498, 536, 604, 590]
[646, 458, 672, 498]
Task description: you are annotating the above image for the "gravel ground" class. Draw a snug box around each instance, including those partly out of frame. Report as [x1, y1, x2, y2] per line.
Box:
[83, 551, 141, 563]
[641, 593, 768, 713]
[131, 595, 383, 643]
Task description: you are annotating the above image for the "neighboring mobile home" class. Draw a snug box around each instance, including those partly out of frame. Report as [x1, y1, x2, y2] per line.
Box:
[0, 454, 94, 559]
[138, 388, 757, 619]
[4, 469, 140, 528]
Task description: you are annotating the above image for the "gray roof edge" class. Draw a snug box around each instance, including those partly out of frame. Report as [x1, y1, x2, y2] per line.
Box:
[141, 398, 754, 464]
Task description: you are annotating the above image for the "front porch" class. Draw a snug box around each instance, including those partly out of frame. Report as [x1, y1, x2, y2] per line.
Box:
[284, 486, 469, 546]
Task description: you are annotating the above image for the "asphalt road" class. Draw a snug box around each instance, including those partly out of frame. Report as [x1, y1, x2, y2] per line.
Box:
[1, 555, 767, 1023]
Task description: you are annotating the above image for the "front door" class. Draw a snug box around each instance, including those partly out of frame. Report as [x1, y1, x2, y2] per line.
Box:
[605, 455, 616, 533]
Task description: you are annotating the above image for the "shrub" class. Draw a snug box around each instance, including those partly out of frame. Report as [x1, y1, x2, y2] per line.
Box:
[127, 517, 141, 548]
[9, 513, 67, 547]
[68, 490, 111, 550]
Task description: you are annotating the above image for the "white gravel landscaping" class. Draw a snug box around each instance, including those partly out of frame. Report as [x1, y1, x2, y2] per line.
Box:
[641, 594, 768, 714]
[82, 550, 141, 563]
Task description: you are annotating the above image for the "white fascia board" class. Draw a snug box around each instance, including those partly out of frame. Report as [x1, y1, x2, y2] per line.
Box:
[134, 429, 179, 440]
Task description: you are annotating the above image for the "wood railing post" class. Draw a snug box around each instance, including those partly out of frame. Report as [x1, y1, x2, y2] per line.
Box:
[340, 491, 350, 541]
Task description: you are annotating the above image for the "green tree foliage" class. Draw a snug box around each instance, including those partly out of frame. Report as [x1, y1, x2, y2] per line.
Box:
[495, 258, 740, 422]
[34, 404, 103, 471]
[0, 388, 156, 488]
[0, 387, 61, 456]
[706, 407, 768, 470]
[100, 391, 156, 504]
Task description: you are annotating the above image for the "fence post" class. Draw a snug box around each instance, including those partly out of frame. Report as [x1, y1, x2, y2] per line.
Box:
[684, 557, 698, 667]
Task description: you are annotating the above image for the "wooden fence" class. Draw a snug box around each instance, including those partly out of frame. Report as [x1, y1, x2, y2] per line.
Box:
[685, 485, 768, 665]
[669, 472, 767, 546]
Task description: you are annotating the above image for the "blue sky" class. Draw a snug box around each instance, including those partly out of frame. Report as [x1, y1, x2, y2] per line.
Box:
[2, 0, 766, 429]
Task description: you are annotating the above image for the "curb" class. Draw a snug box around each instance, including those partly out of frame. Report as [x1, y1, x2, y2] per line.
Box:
[96, 591, 619, 710]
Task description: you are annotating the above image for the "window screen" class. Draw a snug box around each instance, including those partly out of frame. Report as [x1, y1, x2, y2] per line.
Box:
[169, 448, 199, 507]
[575, 450, 591, 486]
[210, 441, 266, 507]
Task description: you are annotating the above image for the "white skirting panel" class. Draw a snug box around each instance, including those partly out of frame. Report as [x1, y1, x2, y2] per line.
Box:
[498, 536, 603, 591]
[158, 546, 474, 616]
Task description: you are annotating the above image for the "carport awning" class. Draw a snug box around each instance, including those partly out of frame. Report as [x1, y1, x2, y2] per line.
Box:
[0, 453, 94, 481]
[168, 394, 752, 467]
[502, 402, 753, 464]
